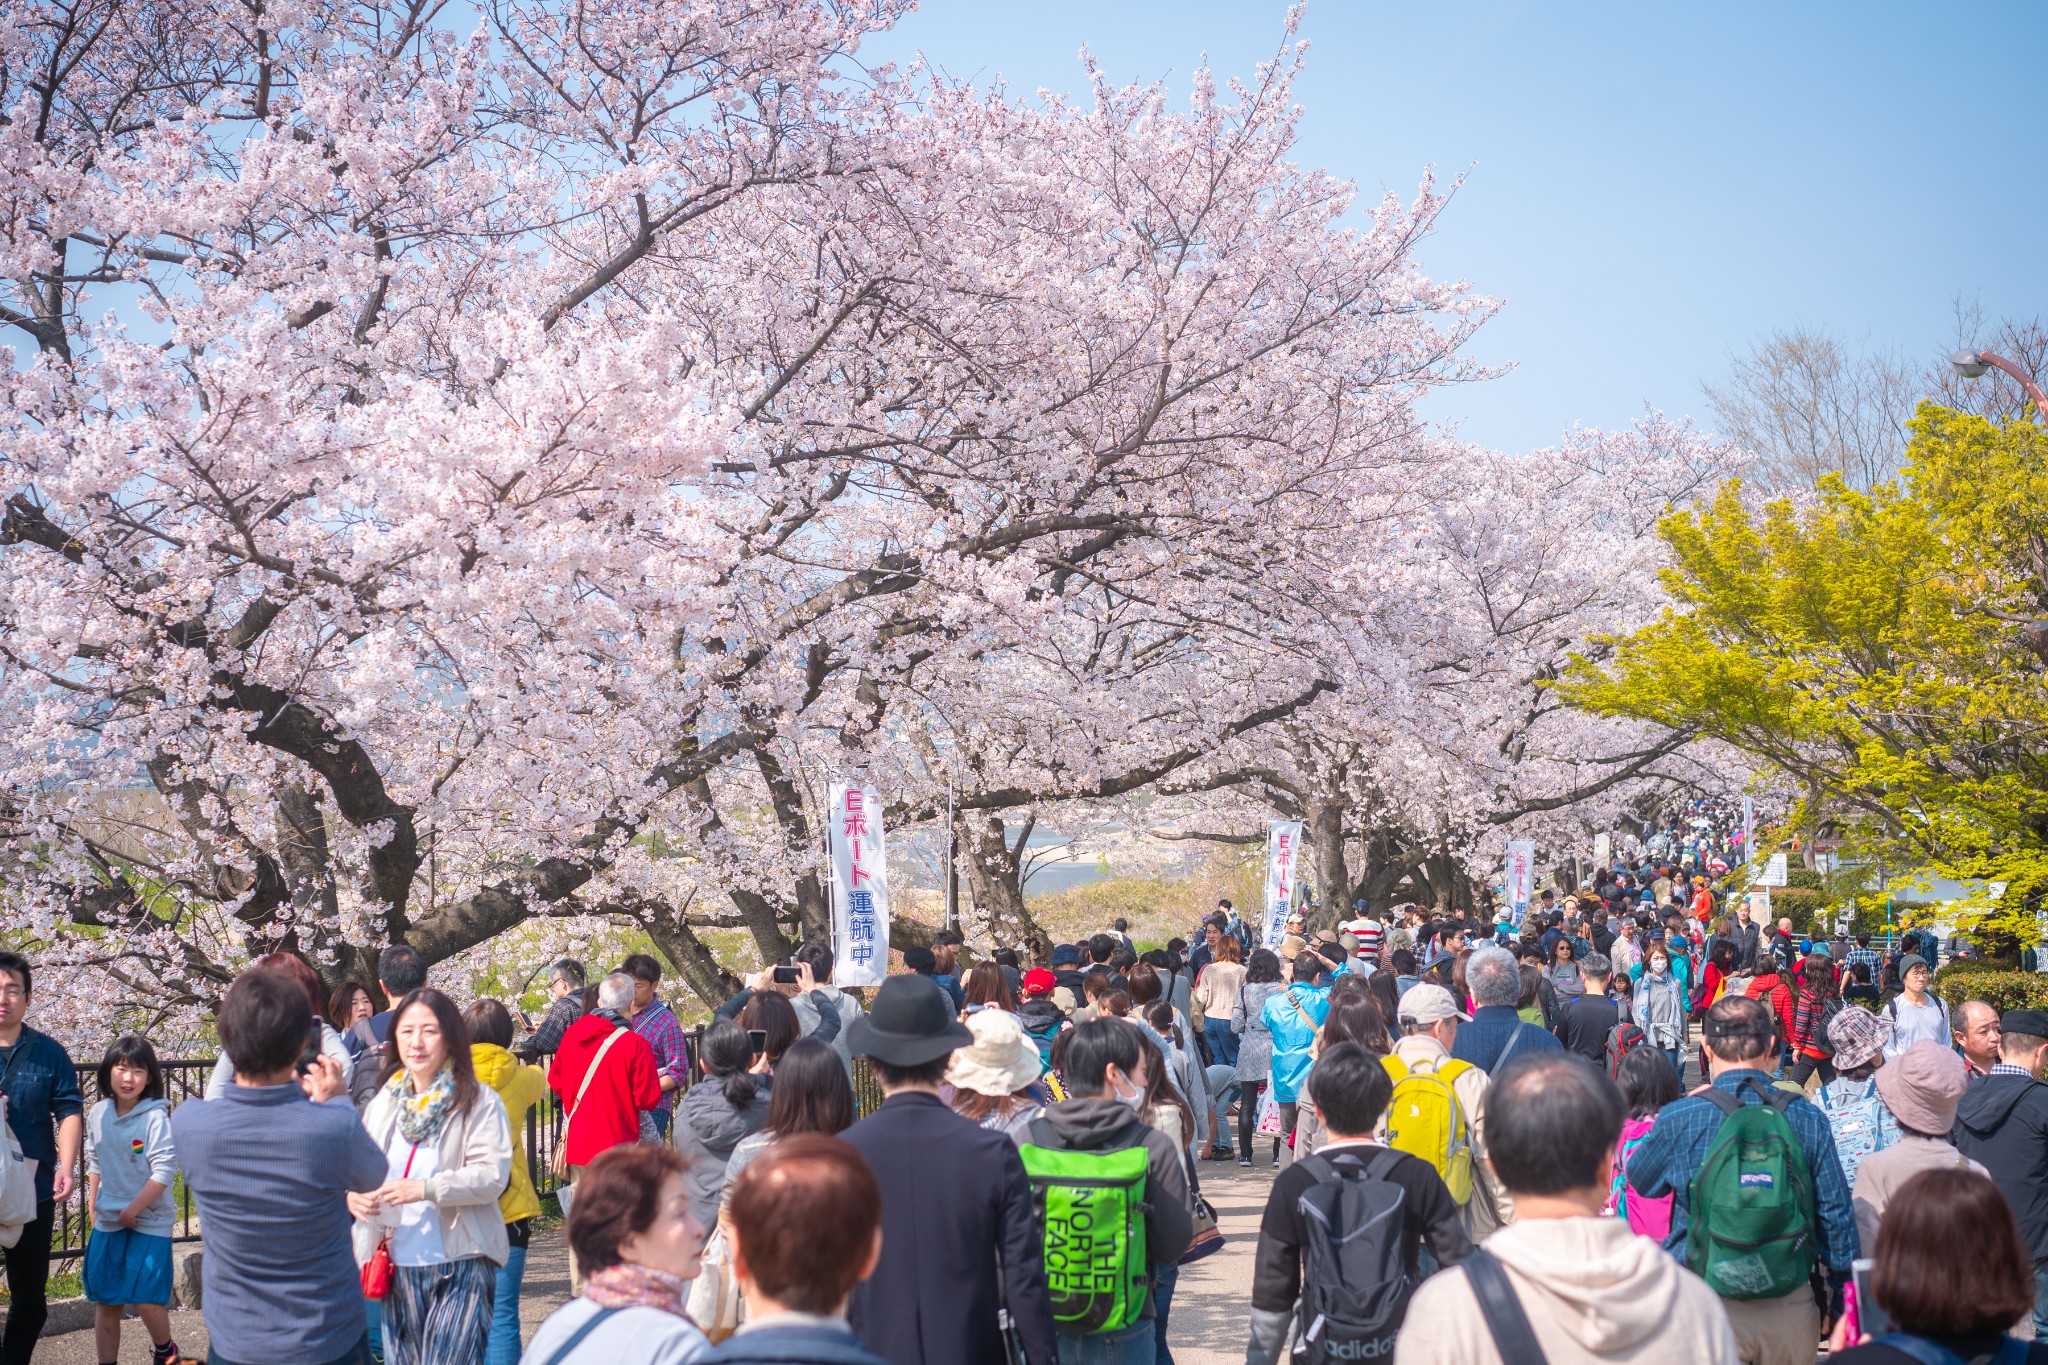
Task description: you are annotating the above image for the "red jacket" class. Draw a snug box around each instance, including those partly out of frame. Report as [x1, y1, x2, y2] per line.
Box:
[1743, 972, 1797, 1049]
[549, 1013, 661, 1167]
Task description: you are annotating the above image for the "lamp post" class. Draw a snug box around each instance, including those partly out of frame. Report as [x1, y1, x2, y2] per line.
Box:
[1950, 349, 2048, 415]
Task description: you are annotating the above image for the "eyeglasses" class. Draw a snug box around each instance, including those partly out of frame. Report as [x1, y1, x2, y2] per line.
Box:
[0, 987, 27, 1001]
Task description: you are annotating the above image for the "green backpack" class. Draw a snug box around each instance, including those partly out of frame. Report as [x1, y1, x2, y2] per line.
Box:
[1018, 1122, 1151, 1335]
[1686, 1078, 1817, 1300]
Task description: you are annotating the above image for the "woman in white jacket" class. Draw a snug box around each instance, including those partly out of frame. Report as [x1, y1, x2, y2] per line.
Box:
[350, 987, 512, 1365]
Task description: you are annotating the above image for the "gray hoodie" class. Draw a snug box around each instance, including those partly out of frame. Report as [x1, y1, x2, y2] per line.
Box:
[1016, 1096, 1194, 1315]
[87, 1095, 176, 1235]
[672, 1073, 770, 1237]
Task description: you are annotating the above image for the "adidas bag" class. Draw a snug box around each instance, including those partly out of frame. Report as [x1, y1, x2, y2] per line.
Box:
[1295, 1151, 1415, 1364]
[1019, 1123, 1151, 1335]
[1687, 1078, 1817, 1300]
[1381, 1055, 1474, 1204]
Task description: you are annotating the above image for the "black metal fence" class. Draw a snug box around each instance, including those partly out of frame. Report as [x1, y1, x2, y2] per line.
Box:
[52, 1029, 889, 1257]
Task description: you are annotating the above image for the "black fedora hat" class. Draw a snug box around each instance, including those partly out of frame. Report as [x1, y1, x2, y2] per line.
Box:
[848, 975, 974, 1067]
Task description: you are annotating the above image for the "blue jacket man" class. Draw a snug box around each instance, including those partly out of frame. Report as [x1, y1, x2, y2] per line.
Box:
[1450, 944, 1563, 1074]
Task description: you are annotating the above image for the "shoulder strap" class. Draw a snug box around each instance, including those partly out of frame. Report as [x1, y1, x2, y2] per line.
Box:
[1289, 988, 1318, 1026]
[538, 1306, 623, 1365]
[569, 1027, 628, 1119]
[1462, 1249, 1549, 1365]
[1494, 1022, 1529, 1073]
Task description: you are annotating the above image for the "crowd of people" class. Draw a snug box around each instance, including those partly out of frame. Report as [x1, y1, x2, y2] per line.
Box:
[0, 841, 2042, 1365]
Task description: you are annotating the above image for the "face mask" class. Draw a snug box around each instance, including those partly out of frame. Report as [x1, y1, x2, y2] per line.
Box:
[1108, 1075, 1144, 1111]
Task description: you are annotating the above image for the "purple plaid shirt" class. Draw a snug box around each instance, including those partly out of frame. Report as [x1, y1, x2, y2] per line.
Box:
[631, 999, 690, 1092]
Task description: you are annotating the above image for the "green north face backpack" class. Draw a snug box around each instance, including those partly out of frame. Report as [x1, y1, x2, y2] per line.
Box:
[1019, 1123, 1151, 1335]
[1687, 1078, 1817, 1300]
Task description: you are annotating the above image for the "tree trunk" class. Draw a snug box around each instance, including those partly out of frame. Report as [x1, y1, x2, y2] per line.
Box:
[963, 814, 1054, 965]
[1307, 801, 1347, 932]
[644, 913, 745, 1010]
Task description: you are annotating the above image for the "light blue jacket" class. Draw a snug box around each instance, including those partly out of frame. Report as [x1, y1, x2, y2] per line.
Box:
[1260, 984, 1330, 1103]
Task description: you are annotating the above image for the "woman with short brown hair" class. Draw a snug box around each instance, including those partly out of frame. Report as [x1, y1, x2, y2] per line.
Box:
[1829, 1166, 2045, 1362]
[523, 1143, 710, 1363]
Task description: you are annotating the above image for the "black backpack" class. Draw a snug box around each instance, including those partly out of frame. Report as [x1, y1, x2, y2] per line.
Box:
[1293, 1150, 1415, 1364]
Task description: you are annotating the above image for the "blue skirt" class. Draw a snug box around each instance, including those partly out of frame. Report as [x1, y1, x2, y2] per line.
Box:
[83, 1227, 172, 1306]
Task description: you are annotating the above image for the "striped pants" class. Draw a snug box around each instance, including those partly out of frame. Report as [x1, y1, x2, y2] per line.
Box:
[385, 1257, 495, 1365]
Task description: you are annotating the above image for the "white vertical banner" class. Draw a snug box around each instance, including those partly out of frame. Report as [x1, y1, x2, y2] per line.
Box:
[1742, 796, 1755, 864]
[828, 782, 890, 988]
[1262, 821, 1305, 949]
[1504, 840, 1536, 924]
[1593, 832, 1611, 871]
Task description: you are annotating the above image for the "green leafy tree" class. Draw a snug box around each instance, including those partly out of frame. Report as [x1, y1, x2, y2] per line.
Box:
[1563, 404, 2048, 951]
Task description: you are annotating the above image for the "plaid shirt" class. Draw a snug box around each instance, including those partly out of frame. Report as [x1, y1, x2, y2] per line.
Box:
[1844, 946, 1881, 974]
[631, 999, 690, 1092]
[1627, 1067, 1859, 1281]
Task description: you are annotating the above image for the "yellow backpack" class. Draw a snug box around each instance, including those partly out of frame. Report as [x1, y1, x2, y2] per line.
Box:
[1380, 1054, 1475, 1203]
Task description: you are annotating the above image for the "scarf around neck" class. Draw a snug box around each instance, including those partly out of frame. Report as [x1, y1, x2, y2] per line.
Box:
[583, 1261, 694, 1318]
[386, 1065, 458, 1145]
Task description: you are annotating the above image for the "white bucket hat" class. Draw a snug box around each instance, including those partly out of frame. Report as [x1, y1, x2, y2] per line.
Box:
[943, 1007, 1044, 1097]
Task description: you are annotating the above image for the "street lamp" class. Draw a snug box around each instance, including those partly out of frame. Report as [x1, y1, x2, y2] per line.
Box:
[1950, 348, 2048, 414]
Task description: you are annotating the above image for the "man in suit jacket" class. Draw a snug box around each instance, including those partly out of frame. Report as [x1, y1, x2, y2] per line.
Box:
[842, 976, 1057, 1365]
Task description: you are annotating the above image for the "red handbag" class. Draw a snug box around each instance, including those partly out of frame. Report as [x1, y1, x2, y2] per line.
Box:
[360, 1143, 418, 1300]
[360, 1236, 395, 1300]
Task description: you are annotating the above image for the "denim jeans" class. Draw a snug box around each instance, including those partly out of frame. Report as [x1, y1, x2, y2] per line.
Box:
[1201, 1019, 1239, 1068]
[2033, 1259, 2048, 1338]
[1056, 1318, 1156, 1365]
[484, 1243, 528, 1365]
[1202, 1064, 1238, 1151]
[1151, 1261, 1179, 1365]
[365, 1297, 383, 1365]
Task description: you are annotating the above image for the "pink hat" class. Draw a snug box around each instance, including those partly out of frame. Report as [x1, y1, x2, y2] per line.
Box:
[1875, 1041, 1969, 1135]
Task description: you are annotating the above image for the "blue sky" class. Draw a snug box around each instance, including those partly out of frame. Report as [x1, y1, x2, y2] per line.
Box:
[861, 1, 2048, 454]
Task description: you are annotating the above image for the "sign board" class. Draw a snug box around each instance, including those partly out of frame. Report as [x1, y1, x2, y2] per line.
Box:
[827, 783, 891, 988]
[1262, 822, 1305, 949]
[1756, 852, 1789, 888]
[1593, 832, 1611, 871]
[1504, 840, 1537, 924]
[1989, 881, 2009, 901]
[1746, 889, 1773, 921]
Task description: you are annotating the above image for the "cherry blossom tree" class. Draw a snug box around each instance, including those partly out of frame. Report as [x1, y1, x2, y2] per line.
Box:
[1, 2, 1500, 1031]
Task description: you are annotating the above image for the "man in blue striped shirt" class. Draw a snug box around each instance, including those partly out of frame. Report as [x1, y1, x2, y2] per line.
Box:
[1627, 995, 1857, 1365]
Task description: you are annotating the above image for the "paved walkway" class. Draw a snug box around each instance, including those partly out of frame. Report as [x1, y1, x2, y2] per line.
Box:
[32, 1236, 575, 1363]
[33, 1163, 1273, 1363]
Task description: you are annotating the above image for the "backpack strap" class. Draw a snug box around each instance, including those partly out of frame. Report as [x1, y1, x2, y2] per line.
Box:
[1461, 1249, 1550, 1365]
[1698, 1085, 1744, 1119]
[536, 1306, 622, 1365]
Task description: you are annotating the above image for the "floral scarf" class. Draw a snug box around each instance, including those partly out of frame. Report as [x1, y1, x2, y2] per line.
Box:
[385, 1065, 458, 1145]
[583, 1261, 694, 1319]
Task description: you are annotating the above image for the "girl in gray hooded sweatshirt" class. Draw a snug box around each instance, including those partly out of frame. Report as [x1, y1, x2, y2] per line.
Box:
[85, 1035, 181, 1365]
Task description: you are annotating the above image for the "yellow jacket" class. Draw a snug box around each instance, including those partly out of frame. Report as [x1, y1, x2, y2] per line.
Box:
[470, 1042, 546, 1224]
